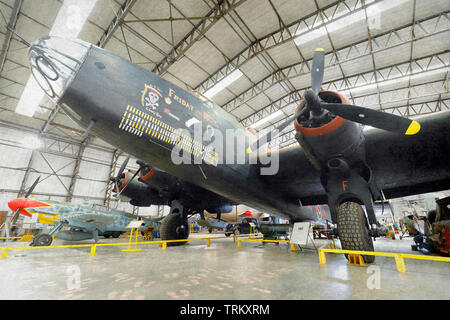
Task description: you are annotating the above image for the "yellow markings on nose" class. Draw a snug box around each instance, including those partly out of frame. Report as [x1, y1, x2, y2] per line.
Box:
[405, 120, 421, 135]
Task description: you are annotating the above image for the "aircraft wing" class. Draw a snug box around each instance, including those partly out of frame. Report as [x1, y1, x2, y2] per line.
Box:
[261, 111, 450, 205]
[67, 213, 116, 227]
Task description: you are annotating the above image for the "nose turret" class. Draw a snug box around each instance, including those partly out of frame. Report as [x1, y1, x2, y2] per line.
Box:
[28, 36, 91, 101]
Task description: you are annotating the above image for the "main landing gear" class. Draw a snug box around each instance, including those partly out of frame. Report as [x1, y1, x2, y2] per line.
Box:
[325, 165, 380, 264]
[160, 201, 190, 246]
[337, 202, 375, 263]
[30, 221, 63, 247]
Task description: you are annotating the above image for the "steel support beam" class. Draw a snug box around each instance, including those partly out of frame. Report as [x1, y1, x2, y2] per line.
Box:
[152, 0, 247, 75]
[104, 149, 123, 207]
[96, 0, 137, 48]
[17, 149, 36, 198]
[65, 138, 89, 202]
[222, 12, 449, 114]
[240, 50, 449, 127]
[0, 0, 22, 75]
[195, 0, 382, 93]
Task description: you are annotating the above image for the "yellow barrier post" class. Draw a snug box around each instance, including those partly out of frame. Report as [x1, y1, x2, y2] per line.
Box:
[161, 241, 167, 250]
[1, 248, 8, 259]
[206, 239, 211, 247]
[89, 245, 97, 256]
[348, 254, 365, 266]
[290, 243, 296, 252]
[395, 254, 406, 273]
[318, 248, 326, 264]
[237, 239, 241, 248]
[19, 235, 33, 242]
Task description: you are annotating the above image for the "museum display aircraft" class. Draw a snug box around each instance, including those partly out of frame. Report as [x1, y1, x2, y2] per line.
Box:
[4, 177, 161, 246]
[198, 209, 270, 233]
[23, 35, 450, 261]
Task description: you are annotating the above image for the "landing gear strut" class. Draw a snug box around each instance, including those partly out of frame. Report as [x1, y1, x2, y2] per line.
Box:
[325, 165, 378, 263]
[160, 201, 190, 246]
[30, 221, 63, 247]
[31, 233, 53, 246]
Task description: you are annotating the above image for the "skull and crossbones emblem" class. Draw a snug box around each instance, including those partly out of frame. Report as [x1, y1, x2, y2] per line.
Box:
[141, 84, 162, 110]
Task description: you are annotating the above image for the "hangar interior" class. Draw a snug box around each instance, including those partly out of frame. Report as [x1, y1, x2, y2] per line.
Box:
[0, 0, 449, 301]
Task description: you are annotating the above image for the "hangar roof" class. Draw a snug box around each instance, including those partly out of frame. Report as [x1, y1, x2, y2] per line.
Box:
[0, 0, 448, 149]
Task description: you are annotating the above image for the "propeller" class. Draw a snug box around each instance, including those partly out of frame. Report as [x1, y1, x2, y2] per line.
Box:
[1, 176, 40, 239]
[311, 48, 325, 94]
[24, 176, 40, 198]
[111, 154, 131, 195]
[246, 48, 421, 154]
[111, 157, 148, 198]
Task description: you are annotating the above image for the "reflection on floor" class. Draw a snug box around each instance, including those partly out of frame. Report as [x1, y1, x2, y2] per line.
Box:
[0, 233, 449, 300]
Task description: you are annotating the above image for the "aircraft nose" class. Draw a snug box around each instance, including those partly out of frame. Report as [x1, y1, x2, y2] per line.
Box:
[7, 199, 28, 216]
[28, 36, 91, 101]
[7, 198, 50, 217]
[8, 198, 21, 211]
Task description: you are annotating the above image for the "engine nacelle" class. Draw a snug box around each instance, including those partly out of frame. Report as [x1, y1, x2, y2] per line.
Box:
[294, 90, 379, 227]
[113, 171, 167, 206]
[204, 204, 234, 214]
[294, 91, 366, 168]
[139, 166, 180, 193]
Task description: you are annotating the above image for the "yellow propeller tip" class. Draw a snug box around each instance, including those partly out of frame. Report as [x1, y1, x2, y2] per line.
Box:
[246, 147, 252, 154]
[315, 48, 325, 51]
[405, 120, 421, 135]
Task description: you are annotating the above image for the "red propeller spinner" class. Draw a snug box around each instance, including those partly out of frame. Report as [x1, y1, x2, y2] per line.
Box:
[7, 198, 50, 217]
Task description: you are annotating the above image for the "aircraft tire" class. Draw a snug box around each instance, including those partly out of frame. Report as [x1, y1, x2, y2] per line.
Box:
[337, 202, 375, 263]
[160, 212, 189, 246]
[33, 234, 53, 247]
[112, 231, 121, 238]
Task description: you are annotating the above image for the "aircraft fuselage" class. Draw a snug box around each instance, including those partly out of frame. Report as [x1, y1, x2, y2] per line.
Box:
[54, 42, 309, 221]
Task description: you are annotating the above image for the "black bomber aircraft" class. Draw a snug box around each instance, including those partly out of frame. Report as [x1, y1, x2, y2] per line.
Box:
[24, 36, 449, 262]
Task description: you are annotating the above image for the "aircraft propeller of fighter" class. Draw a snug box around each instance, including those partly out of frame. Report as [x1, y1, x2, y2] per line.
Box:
[6, 196, 162, 246]
[23, 35, 450, 261]
[0, 176, 40, 239]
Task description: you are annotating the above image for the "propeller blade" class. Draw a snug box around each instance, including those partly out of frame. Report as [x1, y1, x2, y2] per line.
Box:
[311, 48, 325, 94]
[24, 176, 40, 198]
[246, 108, 308, 154]
[10, 208, 21, 225]
[117, 155, 131, 178]
[116, 169, 141, 197]
[321, 102, 421, 135]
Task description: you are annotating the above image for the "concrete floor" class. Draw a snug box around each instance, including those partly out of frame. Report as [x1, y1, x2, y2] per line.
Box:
[0, 232, 449, 300]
